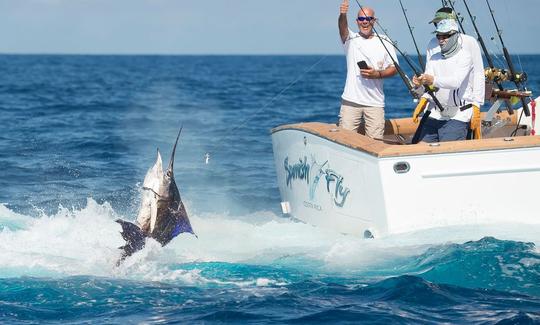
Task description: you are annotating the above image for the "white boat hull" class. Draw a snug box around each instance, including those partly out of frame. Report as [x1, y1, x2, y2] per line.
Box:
[272, 120, 540, 237]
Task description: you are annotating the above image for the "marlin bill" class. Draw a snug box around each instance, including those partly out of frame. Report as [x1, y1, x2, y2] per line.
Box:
[116, 127, 195, 262]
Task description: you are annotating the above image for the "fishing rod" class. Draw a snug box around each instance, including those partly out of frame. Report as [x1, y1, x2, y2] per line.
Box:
[353, 1, 442, 103]
[485, 0, 530, 116]
[445, 0, 467, 35]
[353, 0, 446, 143]
[398, 0, 425, 70]
[347, 11, 418, 99]
[348, 7, 418, 99]
[462, 0, 504, 92]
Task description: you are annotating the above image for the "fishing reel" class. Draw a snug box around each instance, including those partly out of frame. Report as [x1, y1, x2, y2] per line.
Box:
[484, 67, 527, 83]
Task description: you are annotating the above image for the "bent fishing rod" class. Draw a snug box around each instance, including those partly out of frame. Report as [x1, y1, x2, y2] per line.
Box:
[485, 0, 531, 116]
[398, 0, 424, 70]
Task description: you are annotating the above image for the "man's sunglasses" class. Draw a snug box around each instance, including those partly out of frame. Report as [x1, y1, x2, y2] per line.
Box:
[436, 33, 454, 40]
[357, 16, 375, 22]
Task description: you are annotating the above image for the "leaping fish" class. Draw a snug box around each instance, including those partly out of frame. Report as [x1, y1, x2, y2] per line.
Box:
[116, 127, 195, 263]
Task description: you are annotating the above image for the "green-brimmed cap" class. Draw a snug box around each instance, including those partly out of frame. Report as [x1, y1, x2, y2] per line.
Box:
[429, 8, 457, 24]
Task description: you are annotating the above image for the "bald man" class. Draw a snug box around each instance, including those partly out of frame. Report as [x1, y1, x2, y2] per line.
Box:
[338, 0, 398, 139]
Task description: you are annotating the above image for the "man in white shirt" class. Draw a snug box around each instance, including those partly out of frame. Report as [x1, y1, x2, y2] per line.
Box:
[413, 7, 484, 139]
[338, 0, 398, 139]
[412, 19, 474, 142]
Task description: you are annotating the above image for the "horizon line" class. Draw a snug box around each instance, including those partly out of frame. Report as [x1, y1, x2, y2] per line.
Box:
[1, 52, 540, 56]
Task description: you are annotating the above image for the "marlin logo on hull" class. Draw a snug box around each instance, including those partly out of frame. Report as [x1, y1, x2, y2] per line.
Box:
[116, 127, 195, 263]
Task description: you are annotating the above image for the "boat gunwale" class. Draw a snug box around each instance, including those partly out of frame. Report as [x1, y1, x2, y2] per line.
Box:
[271, 121, 540, 158]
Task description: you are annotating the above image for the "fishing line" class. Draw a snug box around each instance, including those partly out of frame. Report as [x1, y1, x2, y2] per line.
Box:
[488, 39, 508, 68]
[485, 41, 508, 73]
[201, 55, 327, 165]
[398, 0, 425, 70]
[228, 56, 327, 134]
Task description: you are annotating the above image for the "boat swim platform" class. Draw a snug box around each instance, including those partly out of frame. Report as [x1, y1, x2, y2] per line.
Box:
[272, 111, 539, 158]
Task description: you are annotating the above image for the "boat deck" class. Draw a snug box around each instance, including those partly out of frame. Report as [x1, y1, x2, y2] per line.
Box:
[272, 112, 540, 158]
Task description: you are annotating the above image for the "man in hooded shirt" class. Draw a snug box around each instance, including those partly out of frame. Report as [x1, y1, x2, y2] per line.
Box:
[412, 7, 484, 139]
[412, 19, 474, 143]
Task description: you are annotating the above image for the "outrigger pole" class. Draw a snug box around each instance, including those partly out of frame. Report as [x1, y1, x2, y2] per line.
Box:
[398, 0, 425, 70]
[485, 0, 531, 116]
[353, 0, 445, 144]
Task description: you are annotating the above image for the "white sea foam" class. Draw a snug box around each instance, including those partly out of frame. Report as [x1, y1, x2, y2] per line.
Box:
[0, 199, 539, 284]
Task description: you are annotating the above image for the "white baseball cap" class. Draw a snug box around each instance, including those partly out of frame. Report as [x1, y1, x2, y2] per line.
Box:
[434, 19, 459, 34]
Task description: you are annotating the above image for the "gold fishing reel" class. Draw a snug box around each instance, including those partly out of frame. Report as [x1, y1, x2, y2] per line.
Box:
[485, 67, 527, 83]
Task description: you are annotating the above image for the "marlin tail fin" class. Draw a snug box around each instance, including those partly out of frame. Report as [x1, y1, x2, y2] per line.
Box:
[115, 219, 147, 264]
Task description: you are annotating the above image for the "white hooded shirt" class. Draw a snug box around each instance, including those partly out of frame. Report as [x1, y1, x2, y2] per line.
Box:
[422, 36, 475, 122]
[427, 34, 485, 108]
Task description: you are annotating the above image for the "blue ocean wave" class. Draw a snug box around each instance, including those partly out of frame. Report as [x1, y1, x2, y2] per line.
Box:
[0, 274, 538, 324]
[1, 54, 540, 323]
[406, 237, 540, 296]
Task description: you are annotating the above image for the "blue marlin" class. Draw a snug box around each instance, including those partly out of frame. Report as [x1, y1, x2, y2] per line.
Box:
[116, 127, 195, 262]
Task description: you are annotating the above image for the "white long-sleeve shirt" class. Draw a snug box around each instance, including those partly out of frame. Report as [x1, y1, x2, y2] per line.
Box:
[422, 40, 475, 122]
[427, 34, 485, 107]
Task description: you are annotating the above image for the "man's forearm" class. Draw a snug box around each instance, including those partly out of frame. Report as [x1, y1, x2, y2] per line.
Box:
[339, 13, 349, 43]
[378, 66, 398, 79]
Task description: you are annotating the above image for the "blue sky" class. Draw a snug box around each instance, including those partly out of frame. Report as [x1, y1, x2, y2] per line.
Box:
[1, 0, 539, 55]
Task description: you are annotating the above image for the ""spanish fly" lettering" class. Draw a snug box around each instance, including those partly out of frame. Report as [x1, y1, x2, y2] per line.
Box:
[284, 157, 310, 187]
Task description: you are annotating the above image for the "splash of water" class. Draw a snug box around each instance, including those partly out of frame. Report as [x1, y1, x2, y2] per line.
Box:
[0, 199, 539, 296]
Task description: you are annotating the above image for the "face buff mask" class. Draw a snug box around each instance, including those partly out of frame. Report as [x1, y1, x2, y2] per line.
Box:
[440, 33, 461, 59]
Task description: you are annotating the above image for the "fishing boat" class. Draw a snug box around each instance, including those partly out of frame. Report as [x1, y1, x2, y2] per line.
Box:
[271, 0, 540, 237]
[271, 96, 540, 238]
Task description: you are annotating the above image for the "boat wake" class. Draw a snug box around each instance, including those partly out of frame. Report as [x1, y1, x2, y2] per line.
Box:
[0, 199, 539, 297]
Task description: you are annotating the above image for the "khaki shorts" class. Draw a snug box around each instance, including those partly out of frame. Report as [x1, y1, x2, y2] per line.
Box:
[339, 100, 385, 139]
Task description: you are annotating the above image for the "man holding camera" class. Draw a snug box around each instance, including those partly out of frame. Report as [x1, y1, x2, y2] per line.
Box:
[338, 0, 398, 139]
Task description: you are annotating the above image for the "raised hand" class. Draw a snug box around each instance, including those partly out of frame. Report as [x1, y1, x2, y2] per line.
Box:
[340, 0, 349, 14]
[338, 0, 350, 43]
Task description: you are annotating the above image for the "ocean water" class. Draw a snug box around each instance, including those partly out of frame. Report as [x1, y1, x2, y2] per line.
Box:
[1, 54, 540, 324]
